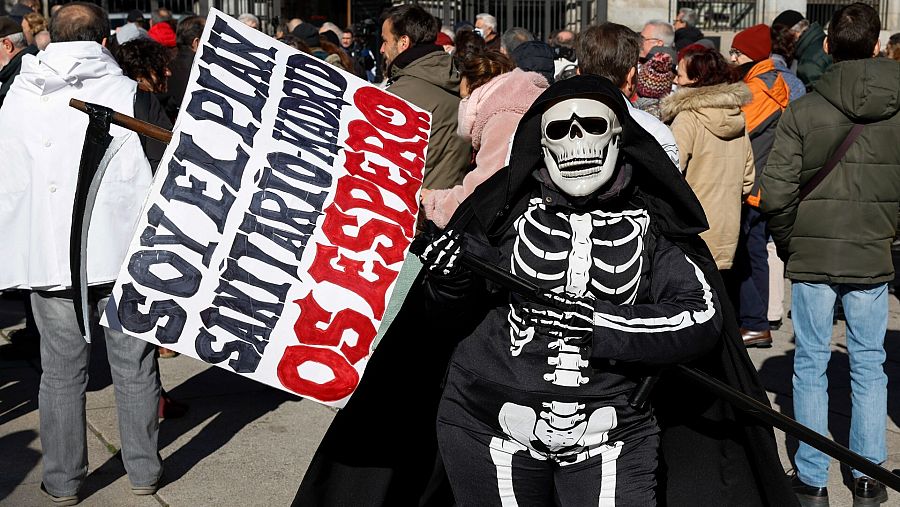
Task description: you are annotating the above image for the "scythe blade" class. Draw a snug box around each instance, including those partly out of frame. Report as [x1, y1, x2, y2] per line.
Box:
[70, 102, 127, 342]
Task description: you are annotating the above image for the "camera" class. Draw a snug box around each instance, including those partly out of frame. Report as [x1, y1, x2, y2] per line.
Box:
[551, 45, 576, 62]
[354, 18, 377, 40]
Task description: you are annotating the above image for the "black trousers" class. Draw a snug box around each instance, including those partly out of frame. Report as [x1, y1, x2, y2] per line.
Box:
[437, 421, 658, 507]
[734, 206, 770, 331]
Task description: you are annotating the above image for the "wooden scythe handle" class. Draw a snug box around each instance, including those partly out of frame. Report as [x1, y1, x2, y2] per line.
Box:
[69, 98, 173, 144]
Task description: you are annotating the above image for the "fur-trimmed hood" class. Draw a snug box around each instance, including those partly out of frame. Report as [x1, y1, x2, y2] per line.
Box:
[660, 82, 752, 139]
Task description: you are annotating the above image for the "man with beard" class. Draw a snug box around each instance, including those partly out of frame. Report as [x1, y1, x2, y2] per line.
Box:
[381, 4, 470, 191]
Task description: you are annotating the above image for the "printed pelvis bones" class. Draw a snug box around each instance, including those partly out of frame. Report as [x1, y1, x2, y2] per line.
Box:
[541, 98, 623, 197]
[498, 401, 618, 461]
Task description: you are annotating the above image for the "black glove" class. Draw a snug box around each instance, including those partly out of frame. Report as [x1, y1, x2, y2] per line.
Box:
[419, 228, 465, 277]
[520, 291, 594, 345]
[416, 225, 474, 305]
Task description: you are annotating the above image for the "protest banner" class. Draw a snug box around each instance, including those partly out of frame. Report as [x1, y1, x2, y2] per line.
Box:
[101, 10, 431, 407]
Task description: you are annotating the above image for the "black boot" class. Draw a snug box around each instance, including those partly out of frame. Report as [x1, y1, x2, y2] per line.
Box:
[790, 472, 829, 507]
[853, 476, 887, 506]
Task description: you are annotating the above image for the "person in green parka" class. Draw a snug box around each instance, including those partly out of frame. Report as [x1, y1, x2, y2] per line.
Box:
[761, 4, 900, 505]
[772, 9, 833, 90]
[380, 4, 472, 192]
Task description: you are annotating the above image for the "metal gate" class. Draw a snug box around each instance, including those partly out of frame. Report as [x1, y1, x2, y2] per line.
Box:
[406, 0, 600, 41]
[52, 0, 199, 15]
[674, 0, 758, 30]
[806, 0, 885, 29]
[214, 0, 276, 32]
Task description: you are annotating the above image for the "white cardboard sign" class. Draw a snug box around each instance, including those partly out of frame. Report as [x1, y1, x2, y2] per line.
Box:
[102, 10, 431, 407]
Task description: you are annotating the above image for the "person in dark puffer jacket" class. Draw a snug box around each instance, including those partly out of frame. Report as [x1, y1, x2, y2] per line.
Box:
[761, 4, 900, 505]
[509, 40, 555, 84]
[156, 15, 204, 123]
[772, 10, 832, 90]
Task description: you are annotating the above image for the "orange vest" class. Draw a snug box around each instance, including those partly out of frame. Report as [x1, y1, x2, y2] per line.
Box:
[742, 59, 789, 206]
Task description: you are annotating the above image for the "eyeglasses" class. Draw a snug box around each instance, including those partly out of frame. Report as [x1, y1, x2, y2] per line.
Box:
[642, 37, 662, 45]
[729, 48, 743, 57]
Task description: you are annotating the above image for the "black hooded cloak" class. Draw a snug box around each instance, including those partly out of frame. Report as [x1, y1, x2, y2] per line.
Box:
[294, 76, 797, 506]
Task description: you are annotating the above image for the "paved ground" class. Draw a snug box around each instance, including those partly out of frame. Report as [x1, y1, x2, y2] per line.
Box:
[745, 286, 900, 507]
[1, 282, 899, 506]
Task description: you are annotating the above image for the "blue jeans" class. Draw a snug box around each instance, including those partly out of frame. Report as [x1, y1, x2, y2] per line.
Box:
[32, 291, 162, 497]
[791, 282, 888, 487]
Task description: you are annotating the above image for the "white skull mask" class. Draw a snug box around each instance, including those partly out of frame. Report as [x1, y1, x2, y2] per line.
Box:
[541, 98, 622, 197]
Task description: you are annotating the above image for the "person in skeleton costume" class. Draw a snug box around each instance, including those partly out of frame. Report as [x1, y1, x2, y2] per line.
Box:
[293, 76, 797, 507]
[419, 76, 721, 505]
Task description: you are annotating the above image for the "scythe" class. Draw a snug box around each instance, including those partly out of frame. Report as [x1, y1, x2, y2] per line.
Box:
[69, 98, 900, 494]
[68, 99, 172, 342]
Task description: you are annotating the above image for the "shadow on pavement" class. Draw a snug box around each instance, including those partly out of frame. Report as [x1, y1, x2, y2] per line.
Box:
[0, 364, 39, 427]
[78, 451, 128, 501]
[0, 291, 28, 329]
[756, 328, 900, 490]
[157, 367, 292, 481]
[0, 430, 41, 502]
[0, 325, 42, 496]
[79, 365, 291, 501]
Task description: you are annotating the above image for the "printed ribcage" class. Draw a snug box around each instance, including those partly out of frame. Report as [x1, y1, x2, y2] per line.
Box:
[511, 197, 648, 301]
[508, 197, 649, 357]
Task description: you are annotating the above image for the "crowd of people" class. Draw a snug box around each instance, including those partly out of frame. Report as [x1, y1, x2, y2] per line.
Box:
[0, 0, 899, 505]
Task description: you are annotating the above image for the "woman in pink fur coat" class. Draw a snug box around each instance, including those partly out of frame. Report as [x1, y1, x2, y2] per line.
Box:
[421, 52, 549, 228]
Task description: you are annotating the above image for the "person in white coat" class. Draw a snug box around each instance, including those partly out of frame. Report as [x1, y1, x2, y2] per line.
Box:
[575, 22, 681, 168]
[0, 3, 161, 504]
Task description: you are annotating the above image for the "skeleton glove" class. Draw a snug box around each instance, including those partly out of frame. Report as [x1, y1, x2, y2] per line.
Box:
[521, 292, 595, 346]
[419, 228, 466, 278]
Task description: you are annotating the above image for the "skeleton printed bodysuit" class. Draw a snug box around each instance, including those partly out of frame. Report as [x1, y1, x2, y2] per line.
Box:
[294, 76, 794, 507]
[434, 173, 721, 507]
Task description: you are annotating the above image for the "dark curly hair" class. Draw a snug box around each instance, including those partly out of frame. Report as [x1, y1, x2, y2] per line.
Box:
[453, 29, 486, 69]
[278, 34, 311, 54]
[115, 38, 172, 93]
[771, 23, 798, 66]
[458, 51, 515, 94]
[678, 44, 738, 87]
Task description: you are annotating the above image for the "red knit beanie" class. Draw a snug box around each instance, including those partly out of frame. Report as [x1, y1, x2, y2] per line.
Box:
[731, 24, 771, 62]
[148, 22, 176, 48]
